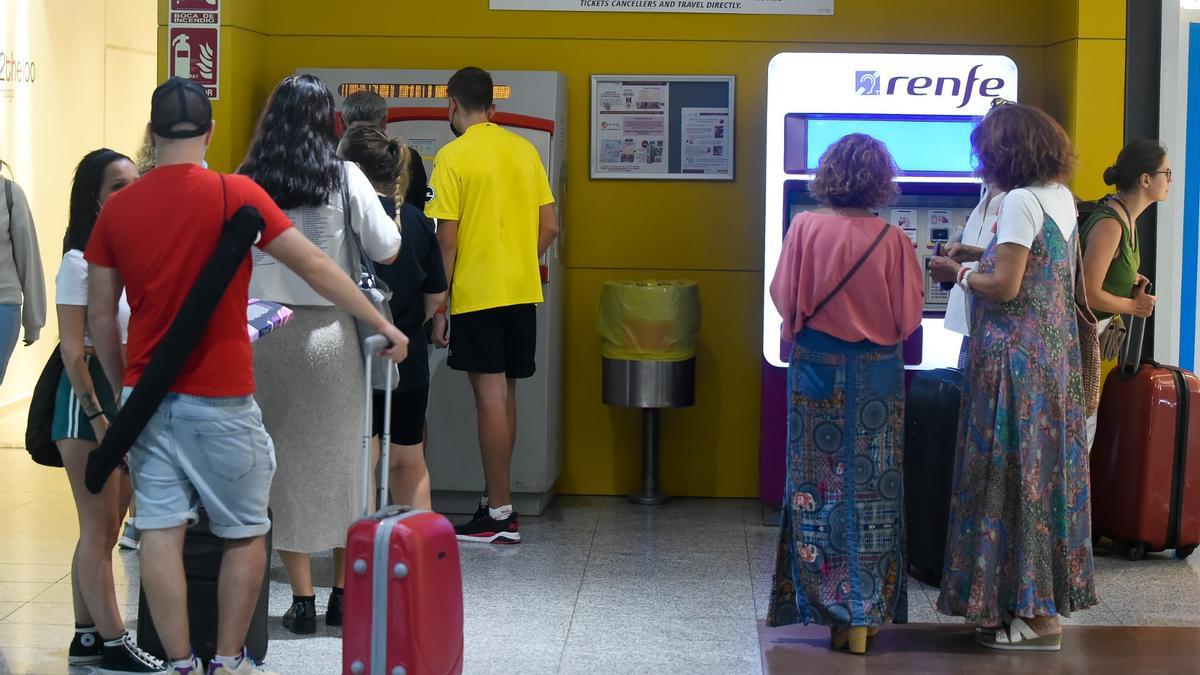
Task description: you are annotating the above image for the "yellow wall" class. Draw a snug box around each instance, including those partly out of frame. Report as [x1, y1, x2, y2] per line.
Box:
[150, 0, 1125, 497]
[0, 0, 158, 444]
[1043, 0, 1127, 197]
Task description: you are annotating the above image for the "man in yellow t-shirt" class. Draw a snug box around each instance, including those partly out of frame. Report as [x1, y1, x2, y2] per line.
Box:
[427, 66, 560, 545]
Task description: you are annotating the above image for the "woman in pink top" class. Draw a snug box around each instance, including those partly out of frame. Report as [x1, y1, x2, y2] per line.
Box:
[765, 134, 923, 655]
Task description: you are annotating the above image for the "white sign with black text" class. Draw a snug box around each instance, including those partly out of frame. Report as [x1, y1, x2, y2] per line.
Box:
[490, 0, 832, 15]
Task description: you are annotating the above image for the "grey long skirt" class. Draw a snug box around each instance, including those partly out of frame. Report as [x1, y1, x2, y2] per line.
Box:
[254, 306, 364, 553]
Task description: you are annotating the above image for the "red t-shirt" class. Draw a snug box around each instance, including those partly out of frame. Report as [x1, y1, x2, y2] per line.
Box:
[85, 164, 292, 397]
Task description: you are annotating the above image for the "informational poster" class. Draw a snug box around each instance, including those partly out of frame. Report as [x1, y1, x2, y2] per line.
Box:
[680, 108, 731, 175]
[490, 0, 834, 15]
[595, 80, 669, 175]
[592, 75, 734, 181]
[168, 0, 219, 99]
[891, 208, 918, 245]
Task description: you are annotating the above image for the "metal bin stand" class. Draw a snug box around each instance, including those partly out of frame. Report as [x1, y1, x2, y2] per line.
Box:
[601, 357, 696, 505]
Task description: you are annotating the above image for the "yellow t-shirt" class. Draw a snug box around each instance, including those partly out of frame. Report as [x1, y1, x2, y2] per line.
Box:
[426, 123, 555, 315]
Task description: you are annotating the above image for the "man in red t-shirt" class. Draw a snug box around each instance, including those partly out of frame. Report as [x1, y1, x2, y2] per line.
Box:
[85, 78, 407, 675]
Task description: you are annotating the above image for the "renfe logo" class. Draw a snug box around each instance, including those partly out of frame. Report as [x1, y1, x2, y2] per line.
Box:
[855, 64, 1004, 109]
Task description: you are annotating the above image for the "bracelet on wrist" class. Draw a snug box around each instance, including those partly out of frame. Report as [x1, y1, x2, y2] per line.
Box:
[957, 269, 974, 293]
[87, 411, 107, 421]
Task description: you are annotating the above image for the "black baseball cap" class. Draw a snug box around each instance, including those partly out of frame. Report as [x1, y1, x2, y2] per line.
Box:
[150, 77, 213, 139]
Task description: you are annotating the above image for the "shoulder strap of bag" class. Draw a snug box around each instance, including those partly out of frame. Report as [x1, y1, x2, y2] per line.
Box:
[4, 179, 14, 263]
[341, 163, 379, 282]
[803, 221, 891, 325]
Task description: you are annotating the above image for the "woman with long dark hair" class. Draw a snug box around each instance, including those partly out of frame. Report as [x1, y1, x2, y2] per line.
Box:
[240, 74, 401, 634]
[1079, 139, 1168, 447]
[930, 103, 1097, 650]
[51, 149, 155, 671]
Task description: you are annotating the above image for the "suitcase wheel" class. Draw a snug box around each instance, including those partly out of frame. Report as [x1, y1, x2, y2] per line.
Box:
[1175, 544, 1197, 560]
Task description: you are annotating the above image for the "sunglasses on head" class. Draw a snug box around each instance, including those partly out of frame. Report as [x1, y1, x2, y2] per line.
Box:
[990, 97, 1016, 108]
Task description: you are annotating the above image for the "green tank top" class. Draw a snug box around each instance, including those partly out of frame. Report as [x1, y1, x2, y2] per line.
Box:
[1079, 199, 1139, 320]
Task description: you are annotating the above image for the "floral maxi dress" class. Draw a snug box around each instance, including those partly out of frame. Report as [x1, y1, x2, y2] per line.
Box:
[936, 204, 1097, 625]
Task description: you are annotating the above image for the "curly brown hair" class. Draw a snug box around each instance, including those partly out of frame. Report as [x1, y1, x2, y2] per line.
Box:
[971, 103, 1075, 192]
[809, 133, 899, 209]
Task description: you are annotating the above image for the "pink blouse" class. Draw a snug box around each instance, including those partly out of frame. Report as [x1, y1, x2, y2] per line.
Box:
[770, 211, 924, 346]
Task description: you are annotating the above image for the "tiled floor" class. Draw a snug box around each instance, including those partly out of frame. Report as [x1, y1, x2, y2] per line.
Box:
[0, 446, 1197, 674]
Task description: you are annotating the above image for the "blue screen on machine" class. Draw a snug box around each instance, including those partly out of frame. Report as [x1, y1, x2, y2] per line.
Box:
[795, 115, 979, 176]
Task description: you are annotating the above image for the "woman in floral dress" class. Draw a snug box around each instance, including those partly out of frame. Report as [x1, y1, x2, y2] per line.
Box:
[929, 102, 1097, 651]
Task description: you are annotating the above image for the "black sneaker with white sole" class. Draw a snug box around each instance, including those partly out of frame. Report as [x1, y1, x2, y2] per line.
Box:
[68, 627, 103, 665]
[455, 510, 520, 544]
[97, 632, 167, 673]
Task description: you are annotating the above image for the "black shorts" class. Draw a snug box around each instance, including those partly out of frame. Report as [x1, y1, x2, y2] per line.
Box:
[447, 304, 537, 379]
[371, 386, 429, 446]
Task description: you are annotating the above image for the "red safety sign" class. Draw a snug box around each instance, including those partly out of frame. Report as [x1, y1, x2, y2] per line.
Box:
[168, 0, 219, 99]
[168, 26, 219, 99]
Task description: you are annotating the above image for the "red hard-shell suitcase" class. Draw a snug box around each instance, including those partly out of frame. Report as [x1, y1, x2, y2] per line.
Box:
[1091, 314, 1200, 561]
[343, 336, 464, 675]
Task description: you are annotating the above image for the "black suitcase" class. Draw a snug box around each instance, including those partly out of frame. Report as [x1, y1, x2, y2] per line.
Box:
[903, 368, 963, 586]
[136, 509, 270, 664]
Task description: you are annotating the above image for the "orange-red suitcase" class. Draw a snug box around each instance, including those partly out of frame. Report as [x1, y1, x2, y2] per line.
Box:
[1091, 316, 1200, 561]
[342, 337, 464, 675]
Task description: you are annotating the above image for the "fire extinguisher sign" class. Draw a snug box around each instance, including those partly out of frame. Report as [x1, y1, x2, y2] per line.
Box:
[168, 0, 220, 100]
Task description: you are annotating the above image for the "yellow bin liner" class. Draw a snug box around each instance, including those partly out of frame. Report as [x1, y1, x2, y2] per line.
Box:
[597, 280, 701, 362]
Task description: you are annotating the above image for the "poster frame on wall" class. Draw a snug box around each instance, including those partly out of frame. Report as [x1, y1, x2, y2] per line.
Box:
[590, 74, 735, 181]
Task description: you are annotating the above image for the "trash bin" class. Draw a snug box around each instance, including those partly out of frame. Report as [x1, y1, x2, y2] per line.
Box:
[597, 281, 700, 505]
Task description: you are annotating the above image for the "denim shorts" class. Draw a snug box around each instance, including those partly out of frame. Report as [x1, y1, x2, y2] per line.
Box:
[124, 389, 276, 539]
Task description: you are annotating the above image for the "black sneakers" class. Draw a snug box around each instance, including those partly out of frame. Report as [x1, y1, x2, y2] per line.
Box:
[325, 588, 344, 627]
[96, 632, 167, 673]
[68, 626, 103, 665]
[455, 509, 521, 544]
[282, 597, 316, 634]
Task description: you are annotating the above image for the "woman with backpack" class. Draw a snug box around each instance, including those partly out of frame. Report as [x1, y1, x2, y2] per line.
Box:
[240, 74, 401, 634]
[1079, 139, 1169, 447]
[52, 149, 148, 670]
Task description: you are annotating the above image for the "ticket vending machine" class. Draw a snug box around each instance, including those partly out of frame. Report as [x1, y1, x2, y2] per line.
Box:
[301, 68, 567, 515]
[759, 53, 1018, 507]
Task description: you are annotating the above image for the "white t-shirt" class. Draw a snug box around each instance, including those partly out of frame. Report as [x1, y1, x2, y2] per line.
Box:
[250, 161, 401, 306]
[55, 249, 130, 345]
[996, 184, 1077, 249]
[945, 188, 1006, 336]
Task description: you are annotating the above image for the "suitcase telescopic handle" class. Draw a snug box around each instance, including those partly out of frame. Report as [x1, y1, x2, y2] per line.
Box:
[361, 336, 394, 517]
[1119, 283, 1152, 378]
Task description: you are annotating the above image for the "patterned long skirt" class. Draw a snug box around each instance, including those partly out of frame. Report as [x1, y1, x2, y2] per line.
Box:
[767, 328, 907, 628]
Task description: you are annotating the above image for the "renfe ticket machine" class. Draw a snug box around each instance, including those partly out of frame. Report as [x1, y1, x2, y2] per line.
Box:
[300, 68, 567, 515]
[759, 53, 1018, 506]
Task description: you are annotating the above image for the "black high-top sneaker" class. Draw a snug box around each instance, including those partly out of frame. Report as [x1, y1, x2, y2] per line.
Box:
[68, 625, 103, 665]
[282, 597, 316, 634]
[96, 632, 167, 673]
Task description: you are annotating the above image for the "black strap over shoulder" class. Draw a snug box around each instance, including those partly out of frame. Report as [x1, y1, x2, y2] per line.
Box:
[85, 185, 265, 494]
[803, 221, 891, 325]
